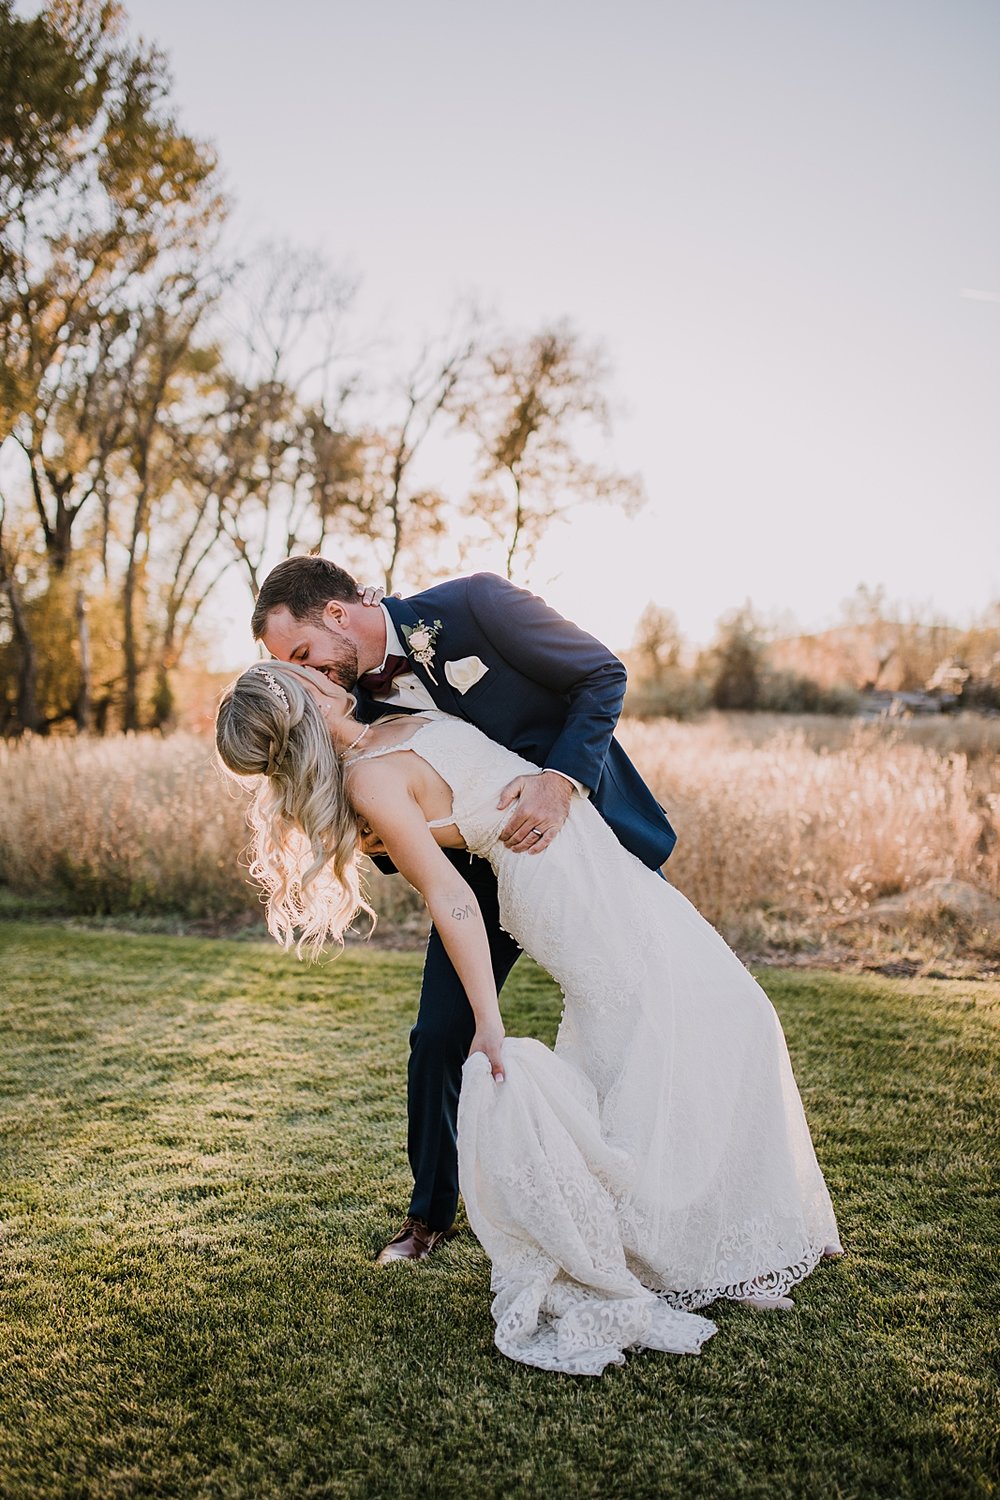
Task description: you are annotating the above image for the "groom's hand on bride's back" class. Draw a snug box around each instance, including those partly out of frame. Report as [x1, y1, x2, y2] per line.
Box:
[358, 824, 389, 857]
[498, 770, 574, 854]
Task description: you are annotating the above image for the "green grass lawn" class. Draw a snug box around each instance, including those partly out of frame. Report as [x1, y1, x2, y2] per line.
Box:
[0, 922, 997, 1500]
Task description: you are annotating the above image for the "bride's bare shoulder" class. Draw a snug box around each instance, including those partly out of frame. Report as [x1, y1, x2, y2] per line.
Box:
[344, 752, 438, 850]
[342, 750, 413, 795]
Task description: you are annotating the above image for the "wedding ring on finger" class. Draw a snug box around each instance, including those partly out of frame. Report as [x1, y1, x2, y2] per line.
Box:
[531, 827, 544, 838]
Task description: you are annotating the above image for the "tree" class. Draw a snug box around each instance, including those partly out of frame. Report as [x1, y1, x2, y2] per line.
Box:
[347, 322, 478, 592]
[458, 322, 644, 578]
[705, 605, 767, 711]
[624, 602, 708, 719]
[1, 0, 222, 567]
[0, 489, 43, 732]
[0, 0, 222, 732]
[208, 246, 359, 596]
[838, 584, 901, 690]
[115, 275, 226, 729]
[632, 603, 683, 682]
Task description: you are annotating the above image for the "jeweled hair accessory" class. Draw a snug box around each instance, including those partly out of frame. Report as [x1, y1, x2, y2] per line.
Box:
[251, 666, 291, 713]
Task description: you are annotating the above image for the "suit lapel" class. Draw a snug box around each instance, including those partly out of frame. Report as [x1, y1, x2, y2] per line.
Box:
[382, 595, 463, 717]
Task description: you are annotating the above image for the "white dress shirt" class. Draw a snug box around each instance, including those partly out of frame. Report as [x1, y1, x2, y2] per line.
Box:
[373, 606, 438, 712]
[372, 604, 586, 796]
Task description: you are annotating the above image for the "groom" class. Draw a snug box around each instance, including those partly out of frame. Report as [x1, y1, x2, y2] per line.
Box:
[252, 557, 677, 1263]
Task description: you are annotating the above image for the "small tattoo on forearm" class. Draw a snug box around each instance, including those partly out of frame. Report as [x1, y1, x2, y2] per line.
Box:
[452, 903, 475, 921]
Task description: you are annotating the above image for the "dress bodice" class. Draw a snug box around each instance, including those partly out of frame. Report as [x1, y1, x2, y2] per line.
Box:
[344, 712, 536, 854]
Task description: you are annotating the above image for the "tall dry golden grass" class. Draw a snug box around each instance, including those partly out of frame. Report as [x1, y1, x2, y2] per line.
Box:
[618, 718, 1000, 945]
[0, 731, 424, 933]
[0, 733, 250, 918]
[1, 716, 998, 957]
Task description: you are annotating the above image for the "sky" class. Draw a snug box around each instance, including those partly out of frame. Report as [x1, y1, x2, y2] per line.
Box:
[114, 1, 1000, 658]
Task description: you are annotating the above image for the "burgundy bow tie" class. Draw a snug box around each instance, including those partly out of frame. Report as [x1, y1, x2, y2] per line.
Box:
[358, 653, 410, 695]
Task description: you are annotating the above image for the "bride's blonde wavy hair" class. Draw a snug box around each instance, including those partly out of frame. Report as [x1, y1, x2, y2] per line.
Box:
[215, 660, 374, 959]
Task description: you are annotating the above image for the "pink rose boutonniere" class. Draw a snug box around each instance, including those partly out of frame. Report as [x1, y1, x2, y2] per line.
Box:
[401, 618, 443, 684]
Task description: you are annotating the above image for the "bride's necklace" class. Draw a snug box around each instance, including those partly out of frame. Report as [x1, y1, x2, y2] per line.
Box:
[340, 709, 420, 764]
[339, 721, 373, 759]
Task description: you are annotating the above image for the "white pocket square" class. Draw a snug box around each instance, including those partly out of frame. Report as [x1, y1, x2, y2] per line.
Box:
[444, 655, 490, 693]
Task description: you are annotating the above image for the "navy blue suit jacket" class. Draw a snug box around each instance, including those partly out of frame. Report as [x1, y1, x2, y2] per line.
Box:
[359, 574, 676, 871]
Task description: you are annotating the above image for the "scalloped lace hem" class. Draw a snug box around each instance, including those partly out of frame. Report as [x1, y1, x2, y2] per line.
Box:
[638, 1234, 844, 1313]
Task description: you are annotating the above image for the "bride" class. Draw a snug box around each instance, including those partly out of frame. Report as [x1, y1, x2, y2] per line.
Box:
[216, 660, 842, 1376]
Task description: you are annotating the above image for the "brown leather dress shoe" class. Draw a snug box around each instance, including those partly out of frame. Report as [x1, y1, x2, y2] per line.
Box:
[375, 1216, 458, 1265]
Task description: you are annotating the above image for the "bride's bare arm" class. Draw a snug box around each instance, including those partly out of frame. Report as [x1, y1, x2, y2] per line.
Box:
[348, 759, 506, 1081]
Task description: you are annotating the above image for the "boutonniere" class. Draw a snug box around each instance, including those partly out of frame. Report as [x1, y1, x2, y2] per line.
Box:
[401, 618, 443, 684]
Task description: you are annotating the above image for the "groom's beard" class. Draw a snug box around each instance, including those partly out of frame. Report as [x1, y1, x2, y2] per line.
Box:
[313, 626, 360, 689]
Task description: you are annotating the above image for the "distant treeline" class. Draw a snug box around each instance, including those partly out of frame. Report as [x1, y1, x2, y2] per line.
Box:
[624, 589, 1000, 718]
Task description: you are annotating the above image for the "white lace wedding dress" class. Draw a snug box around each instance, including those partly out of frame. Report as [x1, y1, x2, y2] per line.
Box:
[355, 713, 842, 1376]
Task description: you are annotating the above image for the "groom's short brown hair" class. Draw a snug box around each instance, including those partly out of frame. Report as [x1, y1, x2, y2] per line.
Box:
[251, 555, 360, 639]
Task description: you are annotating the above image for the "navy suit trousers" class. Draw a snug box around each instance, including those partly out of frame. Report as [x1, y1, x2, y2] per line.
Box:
[407, 849, 522, 1229]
